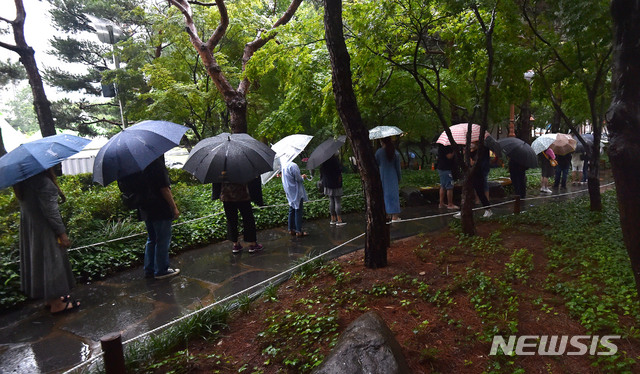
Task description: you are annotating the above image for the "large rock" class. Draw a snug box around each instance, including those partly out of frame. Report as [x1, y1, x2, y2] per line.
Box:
[313, 311, 412, 374]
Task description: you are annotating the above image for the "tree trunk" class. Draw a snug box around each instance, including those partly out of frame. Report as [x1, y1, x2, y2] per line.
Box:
[460, 169, 477, 235]
[324, 0, 388, 268]
[608, 0, 640, 295]
[1, 0, 56, 137]
[0, 129, 7, 157]
[517, 102, 532, 144]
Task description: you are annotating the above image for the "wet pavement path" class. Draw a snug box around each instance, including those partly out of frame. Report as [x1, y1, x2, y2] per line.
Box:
[0, 182, 603, 373]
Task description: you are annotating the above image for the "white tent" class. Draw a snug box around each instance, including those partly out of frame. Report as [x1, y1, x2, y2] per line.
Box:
[0, 117, 28, 152]
[61, 136, 108, 175]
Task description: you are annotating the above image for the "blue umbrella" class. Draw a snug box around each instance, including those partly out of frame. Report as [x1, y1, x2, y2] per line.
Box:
[93, 120, 188, 186]
[0, 134, 91, 190]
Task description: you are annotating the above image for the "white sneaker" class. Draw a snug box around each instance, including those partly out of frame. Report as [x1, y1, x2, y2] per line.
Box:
[391, 218, 402, 223]
[545, 187, 553, 193]
[540, 187, 547, 193]
[335, 221, 347, 226]
[483, 210, 493, 218]
[155, 268, 180, 280]
[453, 212, 461, 219]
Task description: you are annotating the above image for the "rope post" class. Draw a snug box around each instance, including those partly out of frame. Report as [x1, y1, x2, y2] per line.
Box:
[101, 332, 126, 374]
[513, 195, 521, 214]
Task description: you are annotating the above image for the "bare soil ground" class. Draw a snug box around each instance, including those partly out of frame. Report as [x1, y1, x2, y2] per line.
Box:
[150, 221, 640, 373]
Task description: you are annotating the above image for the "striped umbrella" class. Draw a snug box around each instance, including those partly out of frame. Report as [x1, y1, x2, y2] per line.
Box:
[435, 123, 488, 146]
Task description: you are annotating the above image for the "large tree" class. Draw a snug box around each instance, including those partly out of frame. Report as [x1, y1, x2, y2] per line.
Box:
[0, 0, 56, 138]
[608, 0, 640, 296]
[168, 0, 303, 134]
[521, 0, 611, 211]
[324, 0, 389, 268]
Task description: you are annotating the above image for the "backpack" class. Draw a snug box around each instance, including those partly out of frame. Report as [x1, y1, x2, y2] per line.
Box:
[117, 172, 148, 210]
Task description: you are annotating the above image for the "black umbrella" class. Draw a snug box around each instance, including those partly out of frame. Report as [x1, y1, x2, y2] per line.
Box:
[93, 120, 188, 186]
[573, 134, 594, 153]
[497, 137, 538, 169]
[183, 133, 275, 184]
[484, 135, 502, 154]
[306, 135, 347, 170]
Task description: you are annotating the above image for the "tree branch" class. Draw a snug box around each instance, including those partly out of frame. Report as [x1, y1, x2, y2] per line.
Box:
[521, 0, 573, 73]
[205, 0, 228, 50]
[238, 0, 302, 94]
[0, 40, 21, 53]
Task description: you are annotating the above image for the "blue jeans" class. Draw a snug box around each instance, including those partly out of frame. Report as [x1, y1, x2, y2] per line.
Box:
[288, 200, 304, 233]
[554, 167, 570, 188]
[144, 219, 172, 276]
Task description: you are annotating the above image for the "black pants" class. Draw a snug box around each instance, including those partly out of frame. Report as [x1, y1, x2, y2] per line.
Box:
[472, 171, 490, 207]
[223, 200, 257, 243]
[509, 163, 527, 198]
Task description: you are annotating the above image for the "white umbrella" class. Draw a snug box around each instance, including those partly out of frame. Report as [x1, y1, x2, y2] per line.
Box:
[369, 126, 403, 140]
[260, 134, 313, 184]
[531, 134, 557, 154]
[531, 133, 576, 155]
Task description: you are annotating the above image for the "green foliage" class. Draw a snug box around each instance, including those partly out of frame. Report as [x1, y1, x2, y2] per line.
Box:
[127, 305, 230, 372]
[258, 308, 339, 372]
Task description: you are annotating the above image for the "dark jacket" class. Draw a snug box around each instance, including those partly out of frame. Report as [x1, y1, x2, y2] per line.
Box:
[212, 177, 264, 206]
[138, 156, 173, 221]
[320, 155, 343, 189]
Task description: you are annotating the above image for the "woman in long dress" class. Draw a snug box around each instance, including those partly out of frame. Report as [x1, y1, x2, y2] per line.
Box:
[375, 137, 402, 222]
[14, 168, 79, 314]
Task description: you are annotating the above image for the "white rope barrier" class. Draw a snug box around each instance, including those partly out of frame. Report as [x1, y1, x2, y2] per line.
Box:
[7, 193, 363, 265]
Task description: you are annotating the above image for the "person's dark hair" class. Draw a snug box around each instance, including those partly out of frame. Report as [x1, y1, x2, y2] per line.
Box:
[381, 137, 395, 161]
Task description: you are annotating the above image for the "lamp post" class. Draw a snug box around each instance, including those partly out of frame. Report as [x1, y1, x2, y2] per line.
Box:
[91, 18, 126, 128]
[523, 70, 535, 142]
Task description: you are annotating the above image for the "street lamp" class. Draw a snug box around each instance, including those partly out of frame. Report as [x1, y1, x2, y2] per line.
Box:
[89, 16, 126, 128]
[523, 70, 535, 138]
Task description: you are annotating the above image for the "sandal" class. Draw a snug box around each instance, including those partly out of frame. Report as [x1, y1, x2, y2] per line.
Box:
[51, 296, 80, 315]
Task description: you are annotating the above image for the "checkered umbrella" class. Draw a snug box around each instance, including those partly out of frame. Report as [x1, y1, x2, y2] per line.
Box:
[436, 123, 488, 146]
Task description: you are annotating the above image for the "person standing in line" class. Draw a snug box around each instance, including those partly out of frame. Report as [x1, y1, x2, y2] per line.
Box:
[320, 154, 346, 226]
[375, 137, 402, 222]
[455, 142, 492, 218]
[282, 160, 309, 237]
[571, 151, 584, 185]
[14, 168, 80, 314]
[138, 156, 181, 279]
[508, 159, 528, 198]
[213, 178, 263, 254]
[553, 152, 572, 190]
[437, 143, 459, 210]
[539, 147, 556, 193]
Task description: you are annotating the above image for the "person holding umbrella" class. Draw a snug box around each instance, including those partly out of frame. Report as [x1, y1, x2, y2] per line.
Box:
[137, 155, 181, 279]
[375, 137, 402, 222]
[1, 134, 90, 314]
[282, 160, 309, 236]
[213, 178, 263, 254]
[436, 143, 458, 210]
[508, 159, 529, 198]
[14, 168, 79, 314]
[539, 148, 556, 193]
[320, 154, 346, 226]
